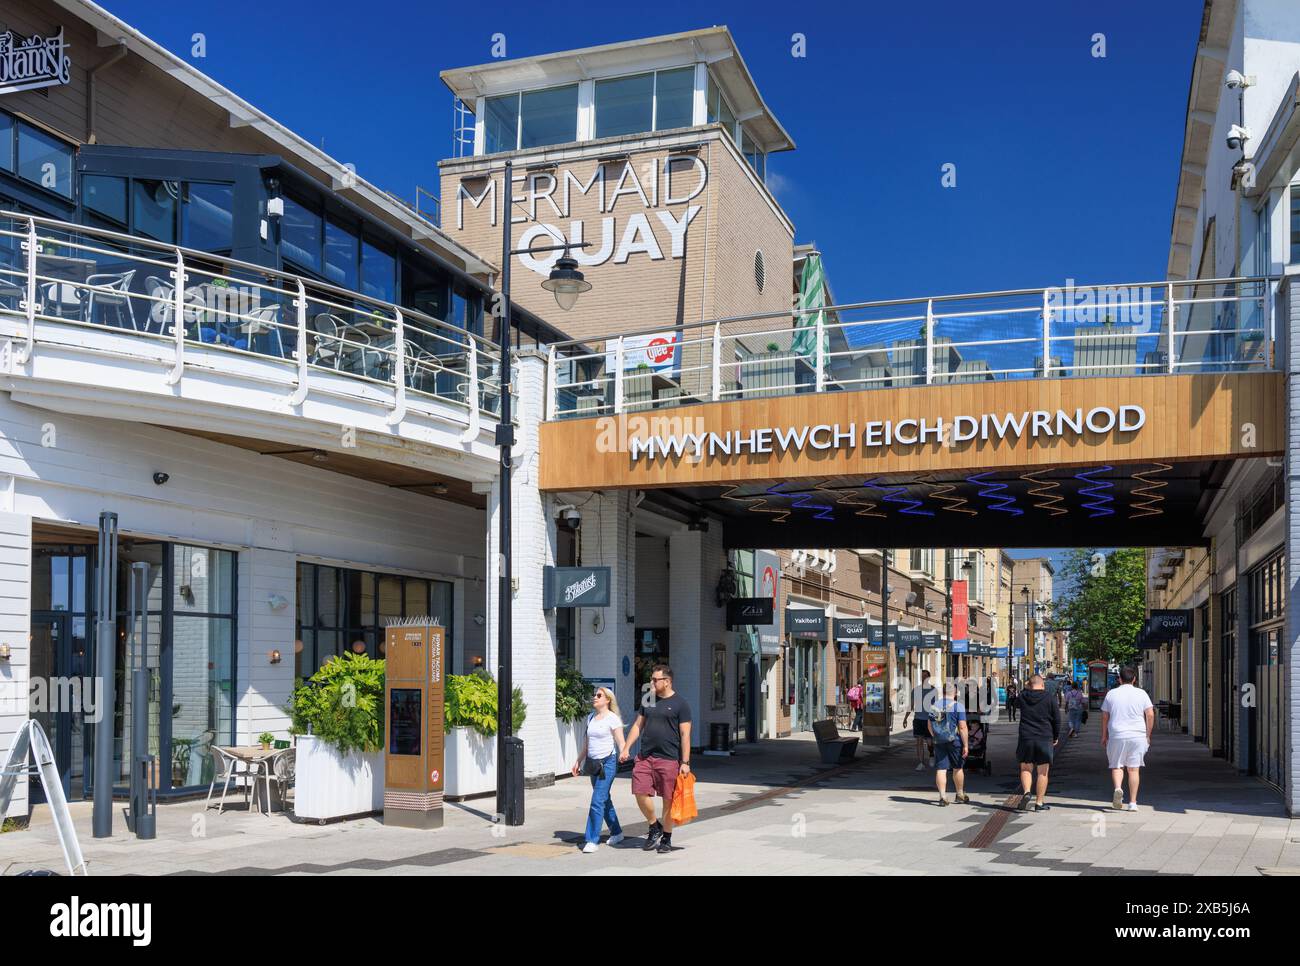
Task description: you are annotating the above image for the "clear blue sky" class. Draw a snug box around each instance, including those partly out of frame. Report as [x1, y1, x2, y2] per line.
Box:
[105, 0, 1203, 303]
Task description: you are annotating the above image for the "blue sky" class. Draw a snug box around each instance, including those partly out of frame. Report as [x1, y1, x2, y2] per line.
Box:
[101, 1, 1199, 562]
[105, 0, 1203, 303]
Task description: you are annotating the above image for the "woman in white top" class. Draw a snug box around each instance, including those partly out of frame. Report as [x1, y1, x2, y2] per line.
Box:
[572, 686, 627, 853]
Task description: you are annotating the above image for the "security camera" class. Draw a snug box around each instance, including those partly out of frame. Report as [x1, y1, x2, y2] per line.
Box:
[152, 472, 169, 485]
[555, 504, 581, 530]
[1226, 124, 1251, 150]
[1225, 69, 1254, 90]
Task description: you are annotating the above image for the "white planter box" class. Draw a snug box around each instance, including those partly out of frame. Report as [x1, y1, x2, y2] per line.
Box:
[293, 735, 383, 821]
[445, 727, 495, 798]
[556, 719, 582, 776]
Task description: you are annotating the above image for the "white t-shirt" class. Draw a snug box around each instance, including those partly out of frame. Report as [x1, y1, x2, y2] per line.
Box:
[585, 711, 623, 760]
[1101, 684, 1153, 738]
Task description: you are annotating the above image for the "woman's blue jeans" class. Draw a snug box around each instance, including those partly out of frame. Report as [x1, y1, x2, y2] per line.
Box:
[585, 753, 622, 844]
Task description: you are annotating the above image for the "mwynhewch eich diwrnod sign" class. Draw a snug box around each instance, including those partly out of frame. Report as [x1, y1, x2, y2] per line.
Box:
[628, 405, 1146, 462]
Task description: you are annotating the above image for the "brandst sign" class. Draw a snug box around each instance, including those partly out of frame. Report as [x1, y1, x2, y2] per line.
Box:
[0, 26, 71, 95]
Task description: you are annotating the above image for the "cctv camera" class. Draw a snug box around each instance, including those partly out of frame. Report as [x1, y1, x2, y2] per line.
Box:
[1225, 69, 1254, 90]
[556, 505, 581, 530]
[1226, 124, 1251, 151]
[152, 472, 169, 485]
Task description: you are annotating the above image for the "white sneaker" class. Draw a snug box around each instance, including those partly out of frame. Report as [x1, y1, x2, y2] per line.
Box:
[581, 841, 599, 853]
[1112, 789, 1124, 810]
[915, 762, 926, 771]
[607, 832, 625, 846]
[1124, 802, 1139, 812]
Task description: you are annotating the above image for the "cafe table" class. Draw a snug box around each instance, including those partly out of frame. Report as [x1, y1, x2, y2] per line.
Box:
[219, 745, 285, 815]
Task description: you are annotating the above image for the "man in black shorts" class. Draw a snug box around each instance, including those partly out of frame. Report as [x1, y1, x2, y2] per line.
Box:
[904, 670, 935, 771]
[1015, 674, 1059, 812]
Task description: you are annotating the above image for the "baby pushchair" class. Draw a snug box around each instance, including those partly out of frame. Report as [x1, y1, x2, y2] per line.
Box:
[965, 717, 992, 775]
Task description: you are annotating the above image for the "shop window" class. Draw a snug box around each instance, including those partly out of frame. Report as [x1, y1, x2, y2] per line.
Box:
[0, 112, 12, 172]
[520, 84, 579, 149]
[483, 92, 521, 154]
[654, 67, 695, 130]
[181, 182, 234, 253]
[83, 174, 127, 225]
[361, 240, 396, 304]
[596, 72, 654, 139]
[324, 218, 359, 290]
[16, 122, 73, 198]
[707, 73, 737, 141]
[280, 195, 322, 273]
[132, 179, 179, 244]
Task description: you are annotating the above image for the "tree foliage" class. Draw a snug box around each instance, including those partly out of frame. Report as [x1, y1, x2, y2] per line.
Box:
[1053, 548, 1146, 666]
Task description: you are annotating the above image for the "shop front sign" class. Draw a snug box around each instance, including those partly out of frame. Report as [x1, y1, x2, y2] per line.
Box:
[0, 26, 71, 95]
[542, 566, 610, 608]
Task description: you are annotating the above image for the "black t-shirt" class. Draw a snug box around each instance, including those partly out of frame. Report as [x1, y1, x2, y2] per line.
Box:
[638, 692, 692, 760]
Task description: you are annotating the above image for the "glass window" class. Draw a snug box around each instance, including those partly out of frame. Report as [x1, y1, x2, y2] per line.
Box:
[1291, 187, 1300, 265]
[174, 546, 235, 613]
[520, 84, 578, 149]
[740, 127, 764, 178]
[0, 113, 12, 172]
[361, 240, 396, 303]
[133, 179, 179, 243]
[17, 123, 72, 197]
[596, 72, 653, 139]
[171, 615, 233, 787]
[182, 182, 234, 252]
[718, 92, 737, 140]
[324, 219, 359, 290]
[655, 67, 695, 130]
[83, 175, 127, 224]
[484, 94, 520, 154]
[378, 575, 402, 623]
[281, 196, 322, 273]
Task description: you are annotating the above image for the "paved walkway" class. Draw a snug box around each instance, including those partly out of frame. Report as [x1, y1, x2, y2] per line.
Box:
[3, 713, 1296, 875]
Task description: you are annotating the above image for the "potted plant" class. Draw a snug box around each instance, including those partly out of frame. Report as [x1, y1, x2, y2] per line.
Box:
[289, 652, 386, 821]
[554, 666, 594, 776]
[258, 731, 275, 751]
[444, 669, 527, 798]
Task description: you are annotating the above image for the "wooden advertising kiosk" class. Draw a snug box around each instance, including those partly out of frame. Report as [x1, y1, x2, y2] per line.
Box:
[383, 620, 445, 829]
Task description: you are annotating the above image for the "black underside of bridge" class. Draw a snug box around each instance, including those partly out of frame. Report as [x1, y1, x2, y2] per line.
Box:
[639, 459, 1231, 549]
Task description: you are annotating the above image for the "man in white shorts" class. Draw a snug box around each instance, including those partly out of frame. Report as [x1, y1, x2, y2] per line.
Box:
[1100, 666, 1155, 811]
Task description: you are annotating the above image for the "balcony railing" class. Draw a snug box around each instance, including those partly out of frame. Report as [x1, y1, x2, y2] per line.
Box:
[545, 275, 1278, 420]
[0, 212, 503, 426]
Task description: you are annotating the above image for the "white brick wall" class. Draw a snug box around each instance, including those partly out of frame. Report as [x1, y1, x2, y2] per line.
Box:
[0, 510, 31, 819]
[667, 526, 730, 749]
[577, 491, 637, 723]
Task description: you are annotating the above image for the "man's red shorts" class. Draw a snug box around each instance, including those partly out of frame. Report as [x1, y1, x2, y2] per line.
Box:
[631, 755, 680, 799]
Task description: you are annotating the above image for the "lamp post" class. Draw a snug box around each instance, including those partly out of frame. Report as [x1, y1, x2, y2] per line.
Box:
[495, 159, 591, 825]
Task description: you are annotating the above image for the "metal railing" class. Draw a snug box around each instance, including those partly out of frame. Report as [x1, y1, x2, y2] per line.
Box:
[545, 275, 1278, 420]
[0, 212, 504, 426]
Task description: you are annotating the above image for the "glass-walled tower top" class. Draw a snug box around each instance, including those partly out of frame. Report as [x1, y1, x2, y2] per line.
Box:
[439, 27, 794, 181]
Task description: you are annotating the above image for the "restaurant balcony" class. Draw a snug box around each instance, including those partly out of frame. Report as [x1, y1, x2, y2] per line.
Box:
[544, 276, 1278, 421]
[0, 212, 507, 481]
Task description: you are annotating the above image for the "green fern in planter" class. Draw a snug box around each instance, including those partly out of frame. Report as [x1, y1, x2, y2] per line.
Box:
[446, 671, 527, 737]
[555, 665, 595, 723]
[288, 653, 385, 755]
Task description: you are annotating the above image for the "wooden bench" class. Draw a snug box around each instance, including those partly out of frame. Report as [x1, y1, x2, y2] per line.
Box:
[812, 719, 859, 765]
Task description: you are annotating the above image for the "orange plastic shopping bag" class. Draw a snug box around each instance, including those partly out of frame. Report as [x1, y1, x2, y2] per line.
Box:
[669, 769, 698, 825]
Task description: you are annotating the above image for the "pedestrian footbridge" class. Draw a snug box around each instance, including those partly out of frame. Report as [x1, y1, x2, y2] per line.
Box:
[539, 278, 1283, 548]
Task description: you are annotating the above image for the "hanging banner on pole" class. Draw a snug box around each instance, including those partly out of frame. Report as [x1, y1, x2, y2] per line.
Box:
[951, 579, 968, 641]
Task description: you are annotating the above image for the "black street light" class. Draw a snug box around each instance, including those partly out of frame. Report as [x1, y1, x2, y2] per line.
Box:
[495, 159, 592, 826]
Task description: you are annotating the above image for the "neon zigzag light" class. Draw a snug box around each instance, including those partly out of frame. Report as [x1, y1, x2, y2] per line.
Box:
[814, 480, 886, 518]
[1020, 472, 1067, 517]
[875, 481, 934, 517]
[927, 479, 977, 515]
[1129, 462, 1172, 519]
[967, 472, 1023, 516]
[719, 484, 790, 523]
[1075, 466, 1115, 518]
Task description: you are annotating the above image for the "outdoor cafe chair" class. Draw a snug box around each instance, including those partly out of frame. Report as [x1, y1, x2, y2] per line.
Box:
[206, 746, 254, 815]
[257, 748, 296, 815]
[83, 269, 138, 330]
